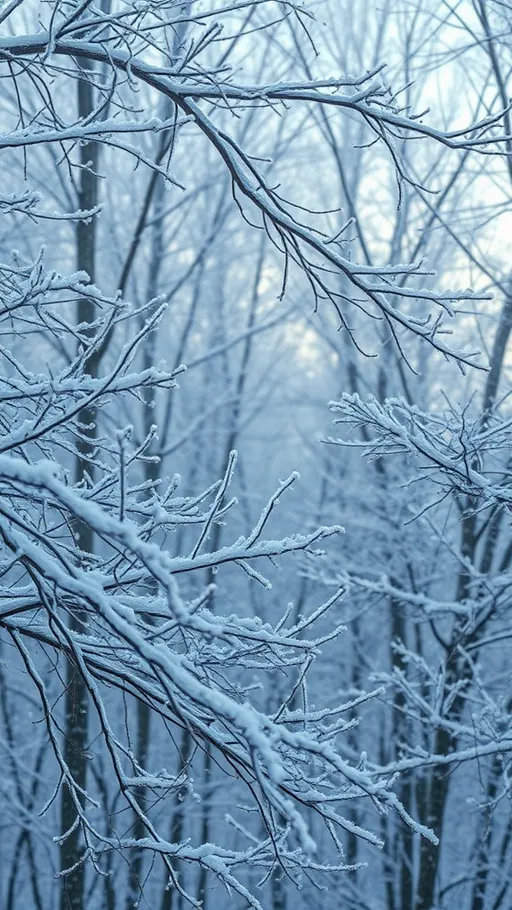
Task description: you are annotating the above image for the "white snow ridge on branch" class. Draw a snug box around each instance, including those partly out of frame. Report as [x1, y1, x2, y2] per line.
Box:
[1, 1, 509, 908]
[0, 0, 508, 367]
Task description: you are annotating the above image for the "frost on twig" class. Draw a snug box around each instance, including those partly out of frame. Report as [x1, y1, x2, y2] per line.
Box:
[0, 0, 507, 367]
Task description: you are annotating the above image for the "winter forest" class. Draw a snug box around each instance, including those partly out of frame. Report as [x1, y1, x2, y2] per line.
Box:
[2, 1, 512, 909]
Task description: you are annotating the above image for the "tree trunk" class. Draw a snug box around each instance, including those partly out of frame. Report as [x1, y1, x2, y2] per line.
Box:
[59, 59, 99, 910]
[160, 729, 193, 910]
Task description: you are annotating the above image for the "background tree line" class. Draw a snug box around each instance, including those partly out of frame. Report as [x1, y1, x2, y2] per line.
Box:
[1, 2, 512, 909]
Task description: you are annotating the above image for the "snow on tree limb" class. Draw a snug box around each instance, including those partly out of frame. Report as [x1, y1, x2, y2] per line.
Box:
[0, 6, 507, 365]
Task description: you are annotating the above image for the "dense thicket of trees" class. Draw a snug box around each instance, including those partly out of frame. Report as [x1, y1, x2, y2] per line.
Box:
[1, 2, 512, 909]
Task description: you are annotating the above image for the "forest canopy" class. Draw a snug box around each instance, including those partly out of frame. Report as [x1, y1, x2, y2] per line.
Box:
[1, 2, 512, 910]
